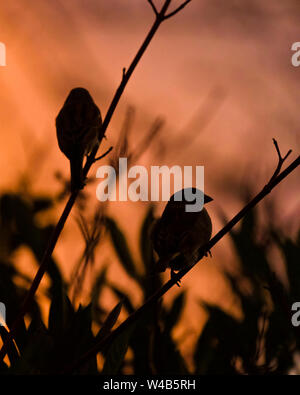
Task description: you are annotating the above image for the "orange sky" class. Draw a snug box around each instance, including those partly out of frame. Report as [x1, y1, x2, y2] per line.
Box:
[0, 0, 299, 367]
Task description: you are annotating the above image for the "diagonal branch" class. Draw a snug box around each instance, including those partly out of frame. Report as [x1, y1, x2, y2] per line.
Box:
[64, 141, 299, 373]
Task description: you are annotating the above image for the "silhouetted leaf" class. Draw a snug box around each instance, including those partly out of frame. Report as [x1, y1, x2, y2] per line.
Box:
[230, 210, 270, 283]
[194, 303, 240, 374]
[139, 206, 155, 272]
[164, 291, 185, 332]
[109, 285, 135, 314]
[153, 326, 189, 374]
[32, 197, 53, 213]
[0, 360, 8, 373]
[0, 261, 34, 353]
[102, 322, 134, 374]
[48, 288, 74, 335]
[274, 231, 300, 300]
[95, 302, 122, 343]
[129, 308, 160, 375]
[0, 326, 19, 366]
[9, 324, 54, 374]
[264, 309, 293, 372]
[104, 217, 139, 280]
[91, 265, 108, 323]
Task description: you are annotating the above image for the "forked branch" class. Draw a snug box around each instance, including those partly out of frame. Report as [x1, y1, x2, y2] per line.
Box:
[147, 0, 192, 20]
[164, 0, 192, 19]
[147, 0, 159, 16]
[268, 138, 292, 183]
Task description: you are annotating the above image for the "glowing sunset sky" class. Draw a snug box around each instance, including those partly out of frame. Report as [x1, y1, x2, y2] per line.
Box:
[0, 0, 299, 365]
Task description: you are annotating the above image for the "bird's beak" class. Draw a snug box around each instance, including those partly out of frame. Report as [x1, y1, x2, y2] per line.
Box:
[204, 194, 213, 204]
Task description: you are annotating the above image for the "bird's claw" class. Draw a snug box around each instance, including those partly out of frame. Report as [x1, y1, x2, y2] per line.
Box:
[171, 269, 181, 287]
[204, 250, 212, 258]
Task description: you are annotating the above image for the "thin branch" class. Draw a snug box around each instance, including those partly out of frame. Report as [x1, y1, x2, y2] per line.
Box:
[94, 146, 113, 162]
[64, 144, 300, 373]
[268, 138, 292, 183]
[163, 0, 192, 19]
[147, 0, 158, 15]
[0, 0, 191, 363]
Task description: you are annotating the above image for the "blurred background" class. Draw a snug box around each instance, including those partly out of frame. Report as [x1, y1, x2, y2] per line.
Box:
[0, 0, 299, 374]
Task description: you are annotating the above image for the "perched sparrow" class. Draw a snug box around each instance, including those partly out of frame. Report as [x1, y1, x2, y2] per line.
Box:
[56, 87, 102, 192]
[151, 188, 213, 282]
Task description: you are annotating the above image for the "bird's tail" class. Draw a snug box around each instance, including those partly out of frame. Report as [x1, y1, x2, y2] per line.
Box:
[70, 155, 84, 192]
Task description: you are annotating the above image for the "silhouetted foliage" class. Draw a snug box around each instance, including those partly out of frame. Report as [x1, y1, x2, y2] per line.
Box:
[0, 186, 299, 375]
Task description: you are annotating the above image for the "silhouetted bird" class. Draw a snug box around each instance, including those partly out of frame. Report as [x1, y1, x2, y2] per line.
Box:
[56, 87, 102, 192]
[151, 188, 213, 283]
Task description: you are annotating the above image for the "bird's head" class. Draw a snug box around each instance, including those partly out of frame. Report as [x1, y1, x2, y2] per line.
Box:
[59, 87, 101, 126]
[65, 87, 94, 104]
[168, 188, 213, 212]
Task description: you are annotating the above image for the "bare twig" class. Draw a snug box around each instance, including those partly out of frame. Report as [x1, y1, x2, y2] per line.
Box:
[94, 146, 113, 162]
[0, 0, 193, 363]
[268, 138, 292, 183]
[164, 0, 192, 19]
[147, 0, 158, 15]
[64, 142, 299, 373]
